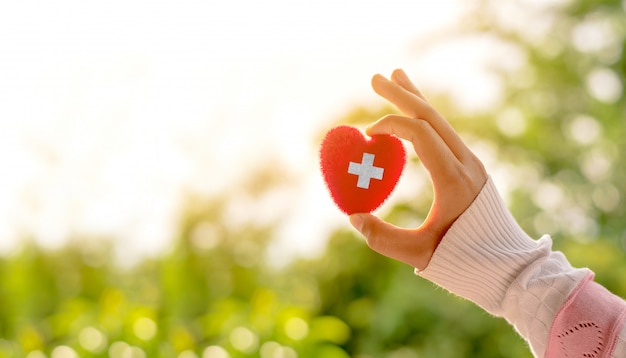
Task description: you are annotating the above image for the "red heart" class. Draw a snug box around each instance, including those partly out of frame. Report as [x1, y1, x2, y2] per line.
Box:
[319, 125, 406, 214]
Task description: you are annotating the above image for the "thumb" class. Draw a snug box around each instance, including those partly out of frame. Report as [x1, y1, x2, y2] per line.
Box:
[349, 213, 432, 269]
[348, 213, 370, 235]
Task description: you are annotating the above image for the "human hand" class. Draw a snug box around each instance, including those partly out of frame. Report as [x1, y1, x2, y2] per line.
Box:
[349, 69, 488, 270]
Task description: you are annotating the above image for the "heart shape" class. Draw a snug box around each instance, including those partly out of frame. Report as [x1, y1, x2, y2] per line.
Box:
[319, 125, 406, 214]
[556, 322, 604, 357]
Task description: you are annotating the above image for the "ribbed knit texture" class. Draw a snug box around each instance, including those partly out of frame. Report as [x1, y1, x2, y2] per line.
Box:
[417, 177, 589, 356]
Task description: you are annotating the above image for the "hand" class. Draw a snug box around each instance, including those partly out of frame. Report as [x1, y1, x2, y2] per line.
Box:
[349, 69, 488, 270]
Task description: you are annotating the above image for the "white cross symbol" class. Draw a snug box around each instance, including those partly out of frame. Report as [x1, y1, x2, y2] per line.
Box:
[348, 152, 384, 189]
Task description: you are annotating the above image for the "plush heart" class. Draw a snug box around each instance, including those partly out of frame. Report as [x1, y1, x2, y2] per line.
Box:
[319, 125, 406, 214]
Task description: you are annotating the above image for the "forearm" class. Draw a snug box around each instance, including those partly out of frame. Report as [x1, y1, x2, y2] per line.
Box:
[417, 177, 626, 357]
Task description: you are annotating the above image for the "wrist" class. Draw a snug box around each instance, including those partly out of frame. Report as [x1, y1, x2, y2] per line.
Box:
[416, 177, 585, 316]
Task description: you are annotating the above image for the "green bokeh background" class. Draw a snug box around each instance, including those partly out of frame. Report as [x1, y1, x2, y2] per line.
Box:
[2, 0, 626, 357]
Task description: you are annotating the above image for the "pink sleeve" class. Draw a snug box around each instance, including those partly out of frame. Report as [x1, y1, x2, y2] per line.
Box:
[545, 274, 626, 357]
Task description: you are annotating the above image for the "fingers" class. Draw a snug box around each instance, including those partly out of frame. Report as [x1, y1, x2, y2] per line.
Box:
[371, 74, 432, 118]
[390, 69, 425, 100]
[366, 114, 458, 179]
[371, 72, 469, 162]
[350, 69, 489, 271]
[350, 213, 434, 269]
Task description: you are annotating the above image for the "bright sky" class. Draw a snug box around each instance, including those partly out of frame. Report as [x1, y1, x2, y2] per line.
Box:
[0, 0, 501, 265]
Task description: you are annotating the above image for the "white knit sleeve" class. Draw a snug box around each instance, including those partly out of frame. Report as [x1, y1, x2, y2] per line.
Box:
[417, 177, 589, 357]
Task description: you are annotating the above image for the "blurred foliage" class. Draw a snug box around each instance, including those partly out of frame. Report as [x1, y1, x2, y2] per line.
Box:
[2, 0, 626, 357]
[0, 216, 530, 358]
[457, 0, 626, 246]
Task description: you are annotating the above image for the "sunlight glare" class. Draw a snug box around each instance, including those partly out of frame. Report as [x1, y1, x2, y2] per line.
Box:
[0, 0, 477, 263]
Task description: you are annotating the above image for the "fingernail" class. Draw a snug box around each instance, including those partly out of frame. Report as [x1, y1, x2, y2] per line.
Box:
[393, 69, 409, 83]
[394, 68, 407, 77]
[349, 214, 365, 232]
[371, 74, 387, 85]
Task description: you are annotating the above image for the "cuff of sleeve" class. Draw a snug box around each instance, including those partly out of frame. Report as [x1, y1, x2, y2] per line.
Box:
[545, 275, 626, 358]
[416, 177, 567, 315]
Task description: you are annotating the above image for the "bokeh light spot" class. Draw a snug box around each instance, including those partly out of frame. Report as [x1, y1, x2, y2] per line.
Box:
[260, 341, 281, 358]
[202, 345, 230, 358]
[496, 107, 527, 137]
[190, 221, 220, 251]
[567, 114, 601, 145]
[532, 182, 564, 211]
[229, 327, 259, 354]
[79, 326, 108, 353]
[260, 341, 298, 358]
[109, 341, 146, 358]
[581, 149, 613, 183]
[178, 350, 198, 358]
[109, 341, 129, 357]
[571, 14, 617, 54]
[51, 346, 78, 358]
[586, 67, 623, 103]
[285, 317, 309, 341]
[133, 317, 158, 341]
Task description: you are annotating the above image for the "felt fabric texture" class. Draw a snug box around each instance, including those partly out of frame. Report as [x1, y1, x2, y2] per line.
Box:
[416, 177, 626, 357]
[319, 125, 405, 214]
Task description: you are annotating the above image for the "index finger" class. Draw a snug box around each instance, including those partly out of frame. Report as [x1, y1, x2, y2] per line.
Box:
[371, 73, 469, 162]
[390, 69, 426, 100]
[366, 114, 459, 179]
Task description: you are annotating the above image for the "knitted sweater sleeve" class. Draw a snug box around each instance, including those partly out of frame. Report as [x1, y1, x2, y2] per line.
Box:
[417, 177, 626, 357]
